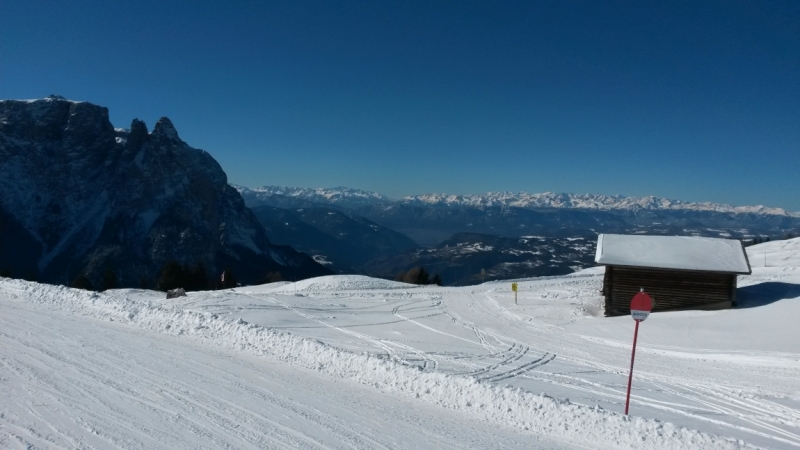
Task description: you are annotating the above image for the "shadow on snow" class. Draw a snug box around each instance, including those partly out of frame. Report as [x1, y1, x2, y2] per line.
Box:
[736, 282, 800, 308]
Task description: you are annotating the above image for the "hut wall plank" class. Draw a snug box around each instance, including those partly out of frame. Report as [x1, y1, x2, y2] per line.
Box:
[603, 266, 737, 316]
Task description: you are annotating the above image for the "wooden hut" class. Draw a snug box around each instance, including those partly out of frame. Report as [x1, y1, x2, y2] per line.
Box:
[595, 234, 751, 317]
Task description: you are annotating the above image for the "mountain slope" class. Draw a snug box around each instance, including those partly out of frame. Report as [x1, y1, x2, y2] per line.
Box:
[251, 205, 419, 271]
[365, 232, 597, 285]
[0, 96, 330, 286]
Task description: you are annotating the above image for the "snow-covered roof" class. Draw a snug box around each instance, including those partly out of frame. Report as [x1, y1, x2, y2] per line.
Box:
[595, 234, 751, 274]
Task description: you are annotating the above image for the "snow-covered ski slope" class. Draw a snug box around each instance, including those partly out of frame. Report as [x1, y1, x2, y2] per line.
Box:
[2, 239, 800, 449]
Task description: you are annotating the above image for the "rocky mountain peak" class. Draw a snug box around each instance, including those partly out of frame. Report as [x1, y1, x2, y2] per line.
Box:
[152, 116, 180, 142]
[126, 119, 150, 152]
[0, 96, 329, 287]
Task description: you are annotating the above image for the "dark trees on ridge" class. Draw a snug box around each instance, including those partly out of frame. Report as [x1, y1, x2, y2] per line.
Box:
[394, 266, 442, 286]
[157, 260, 185, 292]
[102, 269, 118, 291]
[70, 274, 94, 291]
[156, 261, 214, 292]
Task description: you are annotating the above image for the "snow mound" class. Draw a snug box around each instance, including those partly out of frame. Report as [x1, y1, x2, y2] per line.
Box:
[236, 281, 293, 293]
[263, 275, 417, 293]
[2, 278, 750, 450]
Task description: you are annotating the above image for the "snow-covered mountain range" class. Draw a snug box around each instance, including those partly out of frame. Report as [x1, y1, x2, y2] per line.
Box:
[403, 192, 800, 216]
[237, 185, 800, 250]
[237, 186, 799, 217]
[234, 185, 393, 210]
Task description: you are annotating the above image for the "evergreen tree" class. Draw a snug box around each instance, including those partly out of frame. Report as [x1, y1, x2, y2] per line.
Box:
[157, 260, 185, 292]
[431, 273, 443, 286]
[402, 267, 430, 285]
[102, 269, 118, 291]
[416, 266, 430, 285]
[261, 271, 283, 284]
[71, 274, 94, 291]
[186, 262, 209, 291]
[402, 267, 419, 284]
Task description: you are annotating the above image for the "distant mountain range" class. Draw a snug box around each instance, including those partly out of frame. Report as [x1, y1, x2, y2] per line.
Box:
[238, 185, 799, 217]
[0, 96, 330, 287]
[237, 186, 800, 245]
[239, 185, 393, 210]
[234, 185, 800, 284]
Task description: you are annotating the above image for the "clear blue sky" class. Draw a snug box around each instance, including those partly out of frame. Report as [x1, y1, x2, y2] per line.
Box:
[2, 1, 798, 209]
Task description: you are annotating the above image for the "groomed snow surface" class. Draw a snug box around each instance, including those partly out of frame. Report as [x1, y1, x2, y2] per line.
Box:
[3, 240, 800, 449]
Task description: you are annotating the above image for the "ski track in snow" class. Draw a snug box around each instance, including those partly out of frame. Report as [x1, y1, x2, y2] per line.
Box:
[3, 240, 800, 449]
[0, 298, 563, 450]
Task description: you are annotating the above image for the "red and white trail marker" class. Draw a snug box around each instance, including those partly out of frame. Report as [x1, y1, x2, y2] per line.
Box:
[630, 291, 652, 322]
[625, 290, 652, 415]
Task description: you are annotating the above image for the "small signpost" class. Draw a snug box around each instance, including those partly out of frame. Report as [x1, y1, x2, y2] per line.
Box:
[512, 282, 518, 304]
[625, 289, 652, 415]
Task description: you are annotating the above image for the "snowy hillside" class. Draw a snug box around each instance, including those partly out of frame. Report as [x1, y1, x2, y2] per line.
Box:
[3, 238, 800, 448]
[746, 237, 800, 268]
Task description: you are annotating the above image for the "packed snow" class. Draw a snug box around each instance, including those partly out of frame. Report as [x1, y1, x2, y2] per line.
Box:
[2, 239, 800, 449]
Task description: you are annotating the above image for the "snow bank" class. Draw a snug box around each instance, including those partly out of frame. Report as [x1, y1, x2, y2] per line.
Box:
[248, 274, 418, 294]
[236, 280, 293, 293]
[2, 279, 751, 450]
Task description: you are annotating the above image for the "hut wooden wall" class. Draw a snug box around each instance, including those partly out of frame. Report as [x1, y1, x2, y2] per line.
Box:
[603, 266, 736, 316]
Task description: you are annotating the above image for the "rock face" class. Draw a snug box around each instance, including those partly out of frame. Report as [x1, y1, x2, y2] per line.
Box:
[0, 96, 330, 287]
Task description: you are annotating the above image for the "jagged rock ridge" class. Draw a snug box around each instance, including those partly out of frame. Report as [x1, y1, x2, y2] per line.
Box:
[0, 96, 329, 286]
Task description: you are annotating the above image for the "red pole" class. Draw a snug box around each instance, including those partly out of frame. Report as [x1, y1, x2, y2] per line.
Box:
[624, 319, 641, 415]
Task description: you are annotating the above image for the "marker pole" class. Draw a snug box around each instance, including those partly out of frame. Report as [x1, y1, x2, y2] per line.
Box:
[624, 319, 641, 415]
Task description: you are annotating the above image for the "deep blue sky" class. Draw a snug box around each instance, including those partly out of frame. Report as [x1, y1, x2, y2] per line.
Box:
[2, 1, 799, 209]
